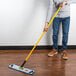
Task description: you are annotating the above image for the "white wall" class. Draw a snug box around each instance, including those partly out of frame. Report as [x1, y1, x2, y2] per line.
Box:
[0, 0, 76, 46]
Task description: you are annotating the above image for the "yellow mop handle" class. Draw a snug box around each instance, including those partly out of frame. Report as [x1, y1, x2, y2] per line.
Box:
[25, 7, 61, 61]
[20, 7, 61, 68]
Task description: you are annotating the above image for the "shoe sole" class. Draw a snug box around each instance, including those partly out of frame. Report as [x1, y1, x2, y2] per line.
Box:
[48, 52, 58, 57]
[63, 57, 68, 60]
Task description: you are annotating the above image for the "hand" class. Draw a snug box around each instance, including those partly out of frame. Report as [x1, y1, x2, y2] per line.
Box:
[43, 22, 49, 32]
[60, 1, 67, 8]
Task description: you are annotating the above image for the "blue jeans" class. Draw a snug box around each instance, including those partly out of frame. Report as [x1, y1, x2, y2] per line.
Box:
[53, 17, 70, 51]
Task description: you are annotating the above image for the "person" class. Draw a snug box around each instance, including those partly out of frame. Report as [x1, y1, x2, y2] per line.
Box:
[43, 0, 76, 60]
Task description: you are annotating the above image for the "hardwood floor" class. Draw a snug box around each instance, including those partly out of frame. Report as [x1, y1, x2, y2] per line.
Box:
[0, 50, 76, 76]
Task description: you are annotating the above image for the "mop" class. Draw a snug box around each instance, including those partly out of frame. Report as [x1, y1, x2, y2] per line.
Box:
[8, 7, 61, 75]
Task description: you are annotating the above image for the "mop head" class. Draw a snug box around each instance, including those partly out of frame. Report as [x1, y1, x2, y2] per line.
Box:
[8, 64, 35, 75]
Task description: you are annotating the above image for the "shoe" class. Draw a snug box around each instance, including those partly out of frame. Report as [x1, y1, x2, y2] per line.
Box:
[61, 50, 68, 60]
[48, 49, 58, 57]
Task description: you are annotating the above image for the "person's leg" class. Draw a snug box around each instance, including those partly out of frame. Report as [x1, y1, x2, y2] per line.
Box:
[61, 17, 70, 59]
[53, 17, 61, 51]
[48, 17, 61, 57]
[61, 17, 70, 51]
